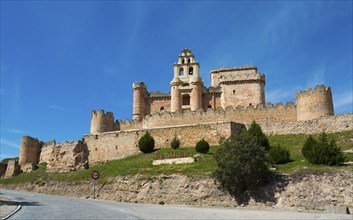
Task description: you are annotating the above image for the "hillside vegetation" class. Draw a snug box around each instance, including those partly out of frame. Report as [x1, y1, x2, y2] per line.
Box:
[1, 130, 352, 185]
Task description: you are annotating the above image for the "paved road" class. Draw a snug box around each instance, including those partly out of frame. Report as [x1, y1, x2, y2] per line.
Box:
[0, 189, 352, 220]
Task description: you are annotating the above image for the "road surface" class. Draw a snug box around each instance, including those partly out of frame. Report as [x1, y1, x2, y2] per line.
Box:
[0, 189, 351, 219]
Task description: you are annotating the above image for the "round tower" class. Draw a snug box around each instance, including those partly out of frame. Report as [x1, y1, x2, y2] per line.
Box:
[296, 85, 334, 121]
[171, 81, 182, 112]
[190, 80, 203, 111]
[19, 136, 42, 165]
[90, 109, 115, 133]
[132, 82, 147, 121]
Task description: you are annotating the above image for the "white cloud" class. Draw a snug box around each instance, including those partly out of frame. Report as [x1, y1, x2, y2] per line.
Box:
[6, 128, 25, 134]
[0, 139, 20, 148]
[334, 90, 353, 113]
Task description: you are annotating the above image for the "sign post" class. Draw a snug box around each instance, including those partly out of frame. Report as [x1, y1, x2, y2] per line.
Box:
[91, 171, 100, 199]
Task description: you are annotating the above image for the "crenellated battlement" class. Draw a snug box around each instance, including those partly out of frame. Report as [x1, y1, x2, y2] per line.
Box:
[116, 101, 297, 131]
[296, 85, 331, 98]
[90, 109, 119, 134]
[132, 81, 147, 90]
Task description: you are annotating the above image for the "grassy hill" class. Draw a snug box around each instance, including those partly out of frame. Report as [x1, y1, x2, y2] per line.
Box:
[1, 130, 352, 185]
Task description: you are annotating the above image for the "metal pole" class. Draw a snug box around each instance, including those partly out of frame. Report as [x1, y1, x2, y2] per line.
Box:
[93, 179, 96, 199]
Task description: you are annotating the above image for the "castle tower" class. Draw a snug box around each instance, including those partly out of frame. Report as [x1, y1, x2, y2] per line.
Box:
[296, 85, 334, 121]
[90, 109, 116, 133]
[170, 49, 203, 112]
[132, 82, 147, 121]
[19, 136, 42, 165]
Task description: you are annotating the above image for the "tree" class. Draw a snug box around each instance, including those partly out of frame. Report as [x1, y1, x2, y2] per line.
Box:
[246, 121, 270, 151]
[302, 132, 344, 166]
[138, 131, 155, 153]
[213, 133, 271, 195]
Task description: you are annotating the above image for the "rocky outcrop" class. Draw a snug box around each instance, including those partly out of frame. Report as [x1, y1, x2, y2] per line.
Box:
[1, 171, 352, 213]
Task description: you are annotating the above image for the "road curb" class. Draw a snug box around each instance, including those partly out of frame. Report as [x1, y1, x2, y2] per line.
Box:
[2, 202, 22, 220]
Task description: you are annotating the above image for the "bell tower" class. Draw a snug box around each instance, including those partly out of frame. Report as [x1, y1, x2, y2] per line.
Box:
[170, 49, 203, 112]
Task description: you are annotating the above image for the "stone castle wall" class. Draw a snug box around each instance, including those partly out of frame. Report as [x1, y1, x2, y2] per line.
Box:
[261, 113, 353, 135]
[19, 136, 42, 165]
[119, 102, 297, 131]
[39, 140, 88, 173]
[84, 121, 244, 165]
[296, 85, 334, 121]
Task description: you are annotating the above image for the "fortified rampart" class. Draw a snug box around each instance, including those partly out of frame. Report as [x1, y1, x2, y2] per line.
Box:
[117, 102, 297, 131]
[84, 121, 244, 165]
[19, 136, 43, 165]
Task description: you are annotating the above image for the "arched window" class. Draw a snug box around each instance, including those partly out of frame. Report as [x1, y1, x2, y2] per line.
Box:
[189, 67, 193, 75]
[188, 58, 191, 63]
[179, 67, 184, 76]
[182, 94, 190, 105]
[160, 106, 165, 111]
[182, 59, 185, 64]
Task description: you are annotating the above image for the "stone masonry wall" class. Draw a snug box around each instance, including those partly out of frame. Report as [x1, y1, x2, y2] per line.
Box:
[221, 81, 265, 108]
[84, 122, 244, 165]
[128, 103, 297, 130]
[261, 113, 353, 135]
[4, 160, 20, 178]
[19, 136, 43, 165]
[39, 140, 88, 173]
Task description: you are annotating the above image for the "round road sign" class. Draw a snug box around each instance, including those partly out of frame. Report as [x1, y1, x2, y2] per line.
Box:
[91, 171, 100, 180]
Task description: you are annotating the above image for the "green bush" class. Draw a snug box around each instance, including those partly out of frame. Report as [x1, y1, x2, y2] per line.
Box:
[195, 139, 210, 154]
[171, 136, 180, 149]
[302, 132, 344, 166]
[138, 131, 155, 154]
[246, 121, 270, 151]
[269, 144, 290, 164]
[213, 133, 271, 195]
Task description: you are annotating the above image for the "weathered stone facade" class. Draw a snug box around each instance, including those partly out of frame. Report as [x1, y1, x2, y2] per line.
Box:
[4, 160, 20, 178]
[39, 140, 88, 173]
[85, 121, 244, 165]
[296, 85, 334, 121]
[0, 161, 7, 177]
[19, 136, 42, 165]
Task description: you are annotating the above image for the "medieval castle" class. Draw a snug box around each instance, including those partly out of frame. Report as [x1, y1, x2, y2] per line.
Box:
[1, 49, 352, 177]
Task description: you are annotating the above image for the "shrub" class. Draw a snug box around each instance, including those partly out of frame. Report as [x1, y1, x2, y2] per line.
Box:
[171, 136, 180, 149]
[213, 133, 271, 195]
[195, 139, 210, 154]
[302, 132, 344, 166]
[269, 144, 290, 164]
[138, 131, 155, 154]
[302, 135, 317, 160]
[246, 121, 270, 151]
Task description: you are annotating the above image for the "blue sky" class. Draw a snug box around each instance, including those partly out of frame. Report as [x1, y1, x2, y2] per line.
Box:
[1, 1, 352, 160]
